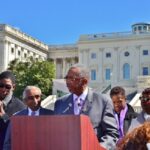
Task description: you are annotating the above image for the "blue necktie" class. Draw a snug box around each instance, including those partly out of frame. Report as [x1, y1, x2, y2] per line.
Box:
[31, 111, 36, 116]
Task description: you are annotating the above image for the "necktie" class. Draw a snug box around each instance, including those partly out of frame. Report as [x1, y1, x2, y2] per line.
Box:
[31, 111, 36, 116]
[74, 97, 83, 115]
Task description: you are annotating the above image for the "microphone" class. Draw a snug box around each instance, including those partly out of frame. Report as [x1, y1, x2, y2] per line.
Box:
[63, 103, 72, 114]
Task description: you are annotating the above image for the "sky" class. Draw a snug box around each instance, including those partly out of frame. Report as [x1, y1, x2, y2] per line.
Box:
[0, 0, 150, 45]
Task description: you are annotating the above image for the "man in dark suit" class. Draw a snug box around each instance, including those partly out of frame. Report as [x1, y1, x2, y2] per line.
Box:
[54, 64, 119, 150]
[3, 85, 53, 150]
[0, 71, 26, 150]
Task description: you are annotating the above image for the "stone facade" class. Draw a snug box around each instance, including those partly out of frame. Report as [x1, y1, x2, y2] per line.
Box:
[49, 44, 78, 79]
[78, 23, 150, 91]
[0, 24, 48, 71]
[1, 23, 150, 101]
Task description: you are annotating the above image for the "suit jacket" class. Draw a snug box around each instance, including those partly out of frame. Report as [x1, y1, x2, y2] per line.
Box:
[54, 88, 119, 150]
[128, 111, 145, 132]
[123, 104, 138, 134]
[15, 107, 54, 116]
[0, 96, 25, 150]
[3, 107, 54, 150]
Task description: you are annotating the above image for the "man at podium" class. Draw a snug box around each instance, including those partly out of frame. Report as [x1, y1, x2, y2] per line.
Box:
[54, 64, 119, 150]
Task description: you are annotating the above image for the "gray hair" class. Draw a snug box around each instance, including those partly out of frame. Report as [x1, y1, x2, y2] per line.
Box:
[22, 86, 41, 100]
[69, 63, 90, 78]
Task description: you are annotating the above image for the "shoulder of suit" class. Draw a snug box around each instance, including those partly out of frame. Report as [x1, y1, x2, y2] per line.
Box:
[41, 107, 54, 113]
[11, 96, 25, 106]
[14, 109, 27, 116]
[94, 91, 111, 101]
[56, 93, 72, 102]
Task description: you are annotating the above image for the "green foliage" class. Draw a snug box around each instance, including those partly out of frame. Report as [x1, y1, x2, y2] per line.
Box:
[8, 59, 55, 99]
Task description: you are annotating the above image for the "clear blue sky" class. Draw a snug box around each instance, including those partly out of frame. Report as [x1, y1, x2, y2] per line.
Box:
[0, 0, 149, 45]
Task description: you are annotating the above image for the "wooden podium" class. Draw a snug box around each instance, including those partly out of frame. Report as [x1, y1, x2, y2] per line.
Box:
[11, 115, 105, 150]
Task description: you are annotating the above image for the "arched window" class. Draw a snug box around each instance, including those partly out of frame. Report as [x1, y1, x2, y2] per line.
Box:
[123, 63, 130, 80]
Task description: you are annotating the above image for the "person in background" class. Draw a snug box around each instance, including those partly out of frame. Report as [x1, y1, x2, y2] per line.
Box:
[116, 122, 150, 150]
[3, 85, 54, 150]
[0, 71, 25, 150]
[54, 64, 119, 150]
[110, 86, 137, 139]
[129, 88, 150, 132]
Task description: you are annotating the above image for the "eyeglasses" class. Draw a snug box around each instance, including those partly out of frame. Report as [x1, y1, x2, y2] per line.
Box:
[64, 76, 81, 81]
[0, 83, 12, 90]
[139, 96, 150, 102]
[27, 95, 41, 100]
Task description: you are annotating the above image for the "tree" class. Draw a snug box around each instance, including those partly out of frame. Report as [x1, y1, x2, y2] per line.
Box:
[8, 59, 55, 99]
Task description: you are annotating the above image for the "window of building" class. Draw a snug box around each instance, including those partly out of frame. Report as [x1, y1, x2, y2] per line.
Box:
[91, 69, 96, 80]
[143, 26, 147, 30]
[18, 51, 21, 56]
[91, 53, 96, 59]
[134, 27, 137, 31]
[106, 53, 111, 58]
[143, 67, 149, 75]
[138, 26, 142, 31]
[11, 48, 14, 54]
[123, 63, 130, 80]
[143, 50, 148, 55]
[124, 51, 130, 57]
[24, 53, 27, 58]
[105, 68, 111, 80]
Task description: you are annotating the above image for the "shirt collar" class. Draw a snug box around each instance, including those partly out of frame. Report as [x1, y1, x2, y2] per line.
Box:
[28, 107, 40, 116]
[73, 87, 88, 101]
[144, 112, 150, 121]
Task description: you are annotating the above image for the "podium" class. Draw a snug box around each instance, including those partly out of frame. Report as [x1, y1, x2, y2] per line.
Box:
[11, 115, 105, 150]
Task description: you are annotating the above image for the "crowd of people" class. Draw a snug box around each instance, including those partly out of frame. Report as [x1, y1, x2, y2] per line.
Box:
[0, 64, 150, 150]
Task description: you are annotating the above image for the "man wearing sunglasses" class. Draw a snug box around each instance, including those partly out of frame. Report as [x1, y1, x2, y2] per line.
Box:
[0, 71, 26, 150]
[3, 86, 54, 150]
[129, 88, 150, 132]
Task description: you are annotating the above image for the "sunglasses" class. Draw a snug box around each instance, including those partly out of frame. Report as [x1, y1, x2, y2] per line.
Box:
[0, 83, 12, 90]
[139, 96, 150, 102]
[27, 95, 41, 100]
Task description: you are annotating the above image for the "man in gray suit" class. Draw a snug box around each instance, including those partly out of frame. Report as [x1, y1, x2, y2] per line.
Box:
[129, 88, 150, 132]
[3, 86, 53, 150]
[54, 64, 119, 150]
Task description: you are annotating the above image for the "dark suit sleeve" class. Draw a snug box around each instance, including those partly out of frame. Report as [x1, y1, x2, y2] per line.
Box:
[3, 122, 11, 150]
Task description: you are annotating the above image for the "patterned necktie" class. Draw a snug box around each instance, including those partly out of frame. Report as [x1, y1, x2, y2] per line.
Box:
[74, 97, 83, 115]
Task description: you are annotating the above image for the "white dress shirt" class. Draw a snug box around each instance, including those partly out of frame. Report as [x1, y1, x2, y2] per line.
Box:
[73, 87, 88, 115]
[144, 113, 150, 121]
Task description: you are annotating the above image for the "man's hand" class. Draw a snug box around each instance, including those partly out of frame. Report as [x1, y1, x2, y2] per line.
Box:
[0, 101, 5, 117]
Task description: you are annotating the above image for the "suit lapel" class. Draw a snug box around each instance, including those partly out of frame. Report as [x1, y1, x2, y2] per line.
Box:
[62, 94, 74, 114]
[21, 109, 28, 115]
[81, 88, 93, 115]
[39, 107, 43, 115]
